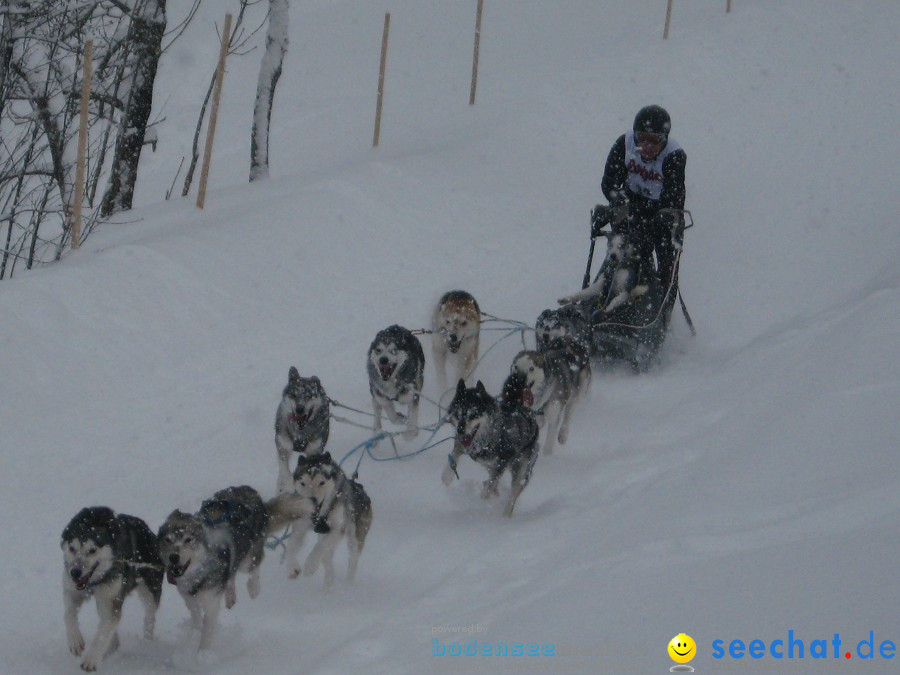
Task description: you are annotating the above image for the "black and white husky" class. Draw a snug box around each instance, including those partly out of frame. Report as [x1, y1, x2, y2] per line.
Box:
[367, 324, 425, 440]
[534, 304, 592, 353]
[275, 366, 331, 493]
[442, 378, 540, 516]
[61, 507, 163, 671]
[157, 485, 268, 650]
[267, 452, 373, 589]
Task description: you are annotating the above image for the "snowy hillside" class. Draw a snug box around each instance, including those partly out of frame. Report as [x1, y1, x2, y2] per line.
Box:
[2, 1, 898, 673]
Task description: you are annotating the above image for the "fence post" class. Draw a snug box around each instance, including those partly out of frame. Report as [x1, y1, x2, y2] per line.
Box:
[373, 12, 390, 147]
[197, 13, 232, 209]
[663, 0, 674, 39]
[469, 0, 484, 105]
[72, 40, 93, 250]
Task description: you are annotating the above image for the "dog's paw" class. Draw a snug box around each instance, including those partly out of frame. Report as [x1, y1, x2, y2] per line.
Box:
[225, 585, 237, 609]
[68, 632, 85, 657]
[441, 465, 456, 486]
[288, 566, 301, 579]
[247, 577, 260, 599]
[481, 482, 499, 500]
[80, 654, 100, 672]
[303, 559, 320, 576]
[557, 426, 568, 445]
[402, 426, 419, 441]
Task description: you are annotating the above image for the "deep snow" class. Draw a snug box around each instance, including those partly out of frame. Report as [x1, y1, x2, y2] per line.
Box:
[1, 1, 898, 673]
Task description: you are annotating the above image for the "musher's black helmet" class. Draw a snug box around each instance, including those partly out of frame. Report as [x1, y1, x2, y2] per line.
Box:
[633, 105, 671, 139]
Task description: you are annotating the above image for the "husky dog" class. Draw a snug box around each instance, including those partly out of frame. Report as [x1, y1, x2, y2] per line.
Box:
[61, 507, 163, 671]
[534, 304, 591, 353]
[442, 378, 540, 516]
[157, 485, 268, 650]
[558, 233, 649, 313]
[367, 324, 425, 440]
[268, 452, 373, 588]
[275, 366, 330, 493]
[431, 290, 481, 389]
[510, 336, 591, 455]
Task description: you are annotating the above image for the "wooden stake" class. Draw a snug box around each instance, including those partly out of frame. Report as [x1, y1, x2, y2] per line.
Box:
[469, 0, 484, 105]
[197, 13, 232, 209]
[727, 0, 732, 13]
[373, 12, 390, 147]
[663, 0, 674, 39]
[72, 40, 92, 250]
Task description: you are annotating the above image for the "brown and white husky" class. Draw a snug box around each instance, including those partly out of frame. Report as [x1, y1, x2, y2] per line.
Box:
[431, 290, 481, 391]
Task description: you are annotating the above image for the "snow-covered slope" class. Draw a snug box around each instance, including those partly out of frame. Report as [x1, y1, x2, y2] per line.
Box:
[1, 1, 898, 672]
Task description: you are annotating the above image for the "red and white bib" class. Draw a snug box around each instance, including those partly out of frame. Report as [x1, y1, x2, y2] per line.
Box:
[624, 130, 681, 201]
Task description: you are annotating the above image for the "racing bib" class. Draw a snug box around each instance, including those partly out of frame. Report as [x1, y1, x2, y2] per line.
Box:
[624, 130, 681, 201]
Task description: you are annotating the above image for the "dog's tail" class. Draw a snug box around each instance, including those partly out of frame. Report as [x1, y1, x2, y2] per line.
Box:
[265, 494, 305, 533]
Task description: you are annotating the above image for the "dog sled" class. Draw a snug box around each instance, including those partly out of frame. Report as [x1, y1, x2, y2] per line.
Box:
[568, 209, 694, 371]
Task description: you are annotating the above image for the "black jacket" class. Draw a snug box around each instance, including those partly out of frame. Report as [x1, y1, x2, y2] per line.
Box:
[601, 134, 686, 219]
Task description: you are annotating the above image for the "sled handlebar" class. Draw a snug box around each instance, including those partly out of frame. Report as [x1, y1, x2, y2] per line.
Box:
[590, 209, 694, 241]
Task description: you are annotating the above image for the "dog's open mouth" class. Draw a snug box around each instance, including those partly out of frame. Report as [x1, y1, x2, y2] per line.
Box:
[378, 362, 396, 380]
[72, 562, 99, 590]
[166, 561, 190, 584]
[447, 338, 462, 354]
[522, 387, 535, 408]
[459, 424, 480, 448]
[288, 412, 309, 427]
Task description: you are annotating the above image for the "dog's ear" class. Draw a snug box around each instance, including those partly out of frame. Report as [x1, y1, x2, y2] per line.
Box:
[455, 379, 466, 397]
[288, 366, 300, 382]
[475, 380, 488, 396]
[321, 451, 332, 463]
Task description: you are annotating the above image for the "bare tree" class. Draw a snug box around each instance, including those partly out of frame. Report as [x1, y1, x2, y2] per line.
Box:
[100, 0, 167, 217]
[0, 0, 169, 278]
[250, 0, 288, 182]
[179, 0, 266, 197]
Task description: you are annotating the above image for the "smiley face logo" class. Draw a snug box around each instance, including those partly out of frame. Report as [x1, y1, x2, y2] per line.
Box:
[668, 633, 696, 664]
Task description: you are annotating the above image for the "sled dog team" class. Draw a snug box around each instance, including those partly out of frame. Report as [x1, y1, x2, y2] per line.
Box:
[61, 289, 591, 670]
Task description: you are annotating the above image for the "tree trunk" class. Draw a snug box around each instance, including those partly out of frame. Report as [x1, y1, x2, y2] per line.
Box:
[250, 0, 289, 182]
[100, 0, 167, 217]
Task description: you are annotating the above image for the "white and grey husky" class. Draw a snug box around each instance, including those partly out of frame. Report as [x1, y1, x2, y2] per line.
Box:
[267, 452, 373, 589]
[510, 336, 591, 455]
[275, 366, 331, 493]
[431, 290, 481, 390]
[367, 324, 425, 440]
[61, 507, 163, 671]
[558, 233, 649, 313]
[442, 377, 540, 516]
[157, 485, 268, 650]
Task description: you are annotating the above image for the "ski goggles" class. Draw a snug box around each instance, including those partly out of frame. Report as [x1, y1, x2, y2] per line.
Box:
[635, 131, 666, 146]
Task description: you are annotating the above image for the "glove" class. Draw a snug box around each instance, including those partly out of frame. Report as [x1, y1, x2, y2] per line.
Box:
[609, 200, 630, 226]
[671, 221, 685, 249]
[590, 204, 608, 238]
[654, 210, 684, 248]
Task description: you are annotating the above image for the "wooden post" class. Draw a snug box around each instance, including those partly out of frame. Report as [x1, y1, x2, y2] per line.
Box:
[72, 40, 92, 250]
[469, 0, 484, 105]
[727, 0, 732, 12]
[197, 13, 232, 209]
[373, 12, 390, 147]
[663, 0, 673, 39]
